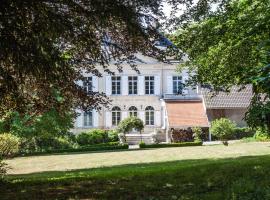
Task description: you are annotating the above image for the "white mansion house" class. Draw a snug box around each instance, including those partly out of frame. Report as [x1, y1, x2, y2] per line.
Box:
[73, 54, 252, 143]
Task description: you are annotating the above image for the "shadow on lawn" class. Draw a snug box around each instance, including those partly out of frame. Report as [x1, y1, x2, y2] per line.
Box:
[2, 154, 270, 200]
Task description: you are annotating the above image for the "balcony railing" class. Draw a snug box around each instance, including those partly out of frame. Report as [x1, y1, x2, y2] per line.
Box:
[163, 93, 202, 101]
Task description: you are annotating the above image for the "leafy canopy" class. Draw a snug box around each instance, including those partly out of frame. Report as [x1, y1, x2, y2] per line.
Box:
[0, 0, 173, 116]
[171, 0, 270, 129]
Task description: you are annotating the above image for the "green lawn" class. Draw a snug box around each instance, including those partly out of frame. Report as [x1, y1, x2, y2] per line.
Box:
[1, 142, 270, 199]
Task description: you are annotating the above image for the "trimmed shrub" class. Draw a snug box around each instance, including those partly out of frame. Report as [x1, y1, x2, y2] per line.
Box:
[210, 118, 236, 145]
[107, 130, 119, 142]
[76, 129, 119, 146]
[76, 129, 108, 146]
[139, 141, 203, 148]
[18, 142, 128, 156]
[0, 133, 20, 157]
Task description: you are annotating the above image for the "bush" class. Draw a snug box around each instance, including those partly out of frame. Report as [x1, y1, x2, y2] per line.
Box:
[192, 127, 203, 142]
[18, 142, 128, 156]
[0, 133, 20, 157]
[233, 127, 255, 139]
[254, 128, 270, 141]
[139, 141, 203, 148]
[76, 129, 108, 146]
[35, 136, 74, 151]
[107, 130, 119, 142]
[210, 118, 237, 145]
[0, 158, 7, 181]
[76, 129, 119, 146]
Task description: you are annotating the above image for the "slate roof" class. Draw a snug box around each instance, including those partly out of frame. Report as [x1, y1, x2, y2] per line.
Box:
[201, 85, 253, 109]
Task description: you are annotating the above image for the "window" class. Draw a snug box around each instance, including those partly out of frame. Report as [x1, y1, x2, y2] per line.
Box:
[112, 76, 121, 95]
[83, 111, 93, 126]
[128, 76, 138, 95]
[112, 106, 121, 126]
[129, 106, 138, 117]
[83, 77, 92, 93]
[173, 76, 183, 94]
[145, 106, 154, 125]
[145, 76, 155, 94]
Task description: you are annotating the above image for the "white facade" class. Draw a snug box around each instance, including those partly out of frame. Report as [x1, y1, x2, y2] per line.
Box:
[73, 54, 197, 134]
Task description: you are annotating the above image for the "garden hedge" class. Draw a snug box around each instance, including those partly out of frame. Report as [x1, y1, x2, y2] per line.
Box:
[18, 142, 128, 157]
[139, 141, 203, 149]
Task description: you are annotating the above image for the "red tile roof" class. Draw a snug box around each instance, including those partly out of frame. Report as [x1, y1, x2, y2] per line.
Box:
[166, 101, 209, 128]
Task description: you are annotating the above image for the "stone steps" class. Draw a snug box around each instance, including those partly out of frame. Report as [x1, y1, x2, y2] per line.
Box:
[125, 134, 154, 145]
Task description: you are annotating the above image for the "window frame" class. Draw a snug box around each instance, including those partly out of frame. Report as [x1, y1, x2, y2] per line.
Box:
[145, 106, 154, 126]
[128, 76, 138, 95]
[129, 106, 138, 117]
[83, 76, 93, 94]
[83, 111, 93, 127]
[172, 76, 183, 94]
[112, 106, 121, 126]
[145, 76, 155, 95]
[111, 76, 121, 95]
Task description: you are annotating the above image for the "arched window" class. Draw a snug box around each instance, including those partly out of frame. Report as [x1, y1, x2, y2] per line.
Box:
[112, 106, 121, 126]
[129, 106, 138, 117]
[145, 106, 154, 125]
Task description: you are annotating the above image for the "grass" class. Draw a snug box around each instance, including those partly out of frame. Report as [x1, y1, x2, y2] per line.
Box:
[1, 155, 270, 199]
[1, 142, 270, 199]
[5, 142, 270, 174]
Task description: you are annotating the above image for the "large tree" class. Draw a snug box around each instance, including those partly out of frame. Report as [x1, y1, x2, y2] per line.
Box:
[171, 0, 270, 129]
[0, 0, 173, 117]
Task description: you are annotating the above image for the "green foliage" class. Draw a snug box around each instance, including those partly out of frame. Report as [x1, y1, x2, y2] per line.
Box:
[0, 1, 170, 116]
[76, 129, 119, 146]
[0, 158, 7, 181]
[139, 141, 202, 148]
[232, 127, 255, 139]
[245, 95, 270, 131]
[192, 127, 203, 142]
[254, 127, 270, 141]
[0, 133, 20, 158]
[0, 110, 74, 139]
[107, 130, 119, 142]
[171, 0, 270, 129]
[117, 117, 144, 134]
[18, 142, 128, 156]
[210, 118, 237, 143]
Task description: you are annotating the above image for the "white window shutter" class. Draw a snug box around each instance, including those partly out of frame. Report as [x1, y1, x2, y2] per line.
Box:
[92, 76, 99, 92]
[122, 111, 128, 120]
[138, 76, 144, 95]
[167, 76, 173, 94]
[139, 111, 145, 124]
[76, 109, 83, 128]
[155, 111, 161, 127]
[105, 76, 111, 95]
[105, 111, 112, 128]
[154, 76, 160, 95]
[93, 110, 99, 127]
[122, 76, 128, 95]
